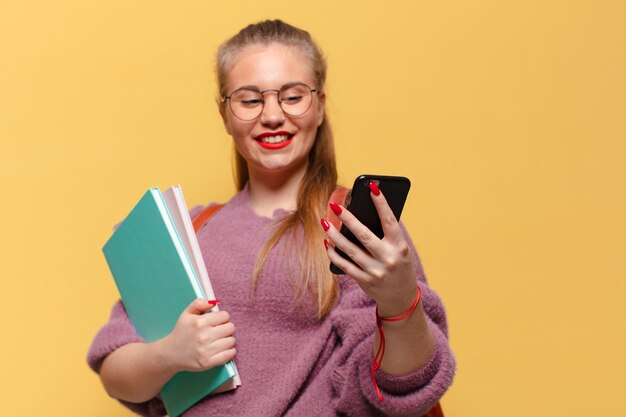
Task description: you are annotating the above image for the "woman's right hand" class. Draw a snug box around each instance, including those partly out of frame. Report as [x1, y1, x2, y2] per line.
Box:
[99, 298, 236, 403]
[159, 298, 237, 373]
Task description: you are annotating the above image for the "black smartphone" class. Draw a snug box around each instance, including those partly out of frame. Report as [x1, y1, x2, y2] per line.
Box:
[330, 174, 411, 274]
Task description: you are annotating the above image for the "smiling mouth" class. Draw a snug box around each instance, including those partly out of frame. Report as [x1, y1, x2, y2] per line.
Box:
[255, 133, 294, 144]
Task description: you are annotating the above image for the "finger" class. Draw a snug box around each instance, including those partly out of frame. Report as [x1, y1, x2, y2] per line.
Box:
[327, 202, 384, 257]
[185, 298, 215, 315]
[209, 336, 237, 352]
[198, 310, 232, 327]
[197, 345, 237, 370]
[368, 181, 403, 244]
[326, 244, 373, 283]
[323, 217, 375, 271]
[209, 322, 236, 340]
[208, 348, 237, 367]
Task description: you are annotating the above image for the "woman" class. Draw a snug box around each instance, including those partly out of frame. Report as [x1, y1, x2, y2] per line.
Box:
[88, 20, 455, 416]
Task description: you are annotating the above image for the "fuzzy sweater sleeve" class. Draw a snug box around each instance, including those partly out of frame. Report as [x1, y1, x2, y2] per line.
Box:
[86, 301, 166, 417]
[331, 224, 456, 416]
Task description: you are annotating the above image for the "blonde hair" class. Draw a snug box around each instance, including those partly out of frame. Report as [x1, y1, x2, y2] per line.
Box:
[216, 20, 338, 318]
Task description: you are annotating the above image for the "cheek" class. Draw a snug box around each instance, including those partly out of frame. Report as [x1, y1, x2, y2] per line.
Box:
[228, 118, 254, 140]
[231, 128, 248, 146]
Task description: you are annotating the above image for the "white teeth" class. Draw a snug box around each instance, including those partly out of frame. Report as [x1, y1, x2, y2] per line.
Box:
[259, 135, 289, 144]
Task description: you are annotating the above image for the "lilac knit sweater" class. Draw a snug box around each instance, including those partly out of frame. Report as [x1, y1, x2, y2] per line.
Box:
[87, 186, 455, 416]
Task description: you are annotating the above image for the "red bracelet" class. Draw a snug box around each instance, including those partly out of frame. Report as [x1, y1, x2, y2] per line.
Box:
[372, 286, 422, 402]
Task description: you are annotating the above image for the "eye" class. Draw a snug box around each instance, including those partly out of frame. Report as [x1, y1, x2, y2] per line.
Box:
[231, 89, 263, 107]
[280, 84, 310, 104]
[281, 94, 304, 104]
[240, 98, 263, 107]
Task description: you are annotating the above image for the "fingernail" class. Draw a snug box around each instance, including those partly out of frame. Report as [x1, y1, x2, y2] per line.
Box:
[320, 218, 330, 231]
[324, 239, 329, 250]
[207, 299, 220, 306]
[369, 181, 381, 196]
[329, 202, 342, 215]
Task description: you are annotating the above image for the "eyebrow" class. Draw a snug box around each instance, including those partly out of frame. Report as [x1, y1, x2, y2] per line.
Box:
[230, 81, 309, 93]
[233, 85, 260, 92]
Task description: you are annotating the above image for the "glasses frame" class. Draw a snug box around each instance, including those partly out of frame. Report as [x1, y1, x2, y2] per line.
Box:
[222, 82, 318, 121]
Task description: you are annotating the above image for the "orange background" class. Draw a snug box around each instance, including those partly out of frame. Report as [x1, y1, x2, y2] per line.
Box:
[1, 1, 625, 415]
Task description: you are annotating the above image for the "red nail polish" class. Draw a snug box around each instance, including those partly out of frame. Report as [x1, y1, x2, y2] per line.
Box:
[329, 201, 342, 215]
[369, 181, 381, 196]
[207, 299, 220, 305]
[320, 218, 330, 231]
[324, 239, 329, 250]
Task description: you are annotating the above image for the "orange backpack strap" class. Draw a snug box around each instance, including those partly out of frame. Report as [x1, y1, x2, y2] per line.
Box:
[327, 187, 350, 231]
[425, 402, 445, 417]
[192, 204, 224, 233]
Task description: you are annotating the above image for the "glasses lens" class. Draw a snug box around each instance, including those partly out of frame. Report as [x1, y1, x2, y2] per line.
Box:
[228, 84, 314, 120]
[279, 84, 313, 116]
[229, 88, 263, 120]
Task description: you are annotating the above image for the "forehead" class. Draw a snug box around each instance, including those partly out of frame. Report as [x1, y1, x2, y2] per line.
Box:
[225, 43, 315, 91]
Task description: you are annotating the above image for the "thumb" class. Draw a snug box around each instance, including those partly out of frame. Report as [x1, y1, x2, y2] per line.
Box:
[185, 298, 218, 315]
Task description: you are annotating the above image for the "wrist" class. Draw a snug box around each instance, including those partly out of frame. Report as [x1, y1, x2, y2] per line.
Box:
[151, 336, 181, 375]
[375, 286, 420, 318]
[371, 285, 423, 402]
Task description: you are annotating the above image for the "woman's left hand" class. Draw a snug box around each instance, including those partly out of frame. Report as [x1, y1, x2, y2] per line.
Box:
[323, 182, 419, 317]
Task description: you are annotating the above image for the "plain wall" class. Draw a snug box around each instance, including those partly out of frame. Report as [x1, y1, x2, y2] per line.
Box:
[1, 1, 625, 415]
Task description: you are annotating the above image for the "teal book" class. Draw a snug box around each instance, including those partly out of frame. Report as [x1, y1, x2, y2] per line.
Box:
[103, 188, 237, 417]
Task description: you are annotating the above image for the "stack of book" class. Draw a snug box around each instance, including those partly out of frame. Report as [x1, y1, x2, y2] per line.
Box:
[102, 185, 240, 417]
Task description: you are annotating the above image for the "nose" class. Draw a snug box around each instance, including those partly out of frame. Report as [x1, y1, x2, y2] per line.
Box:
[259, 91, 285, 127]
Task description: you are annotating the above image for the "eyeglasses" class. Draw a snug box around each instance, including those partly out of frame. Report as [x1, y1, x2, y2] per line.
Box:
[222, 82, 317, 121]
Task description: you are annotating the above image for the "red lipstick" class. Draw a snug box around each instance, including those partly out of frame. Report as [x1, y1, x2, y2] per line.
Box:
[255, 131, 294, 150]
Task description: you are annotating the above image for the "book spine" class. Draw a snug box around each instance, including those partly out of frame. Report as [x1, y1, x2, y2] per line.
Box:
[151, 188, 205, 299]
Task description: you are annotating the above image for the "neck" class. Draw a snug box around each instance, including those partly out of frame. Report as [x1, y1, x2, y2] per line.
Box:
[247, 163, 308, 217]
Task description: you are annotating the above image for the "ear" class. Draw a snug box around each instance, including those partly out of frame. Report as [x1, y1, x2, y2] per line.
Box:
[218, 101, 232, 135]
[316, 91, 326, 127]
